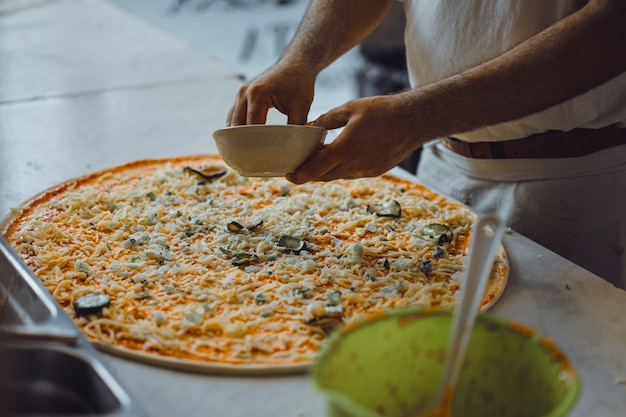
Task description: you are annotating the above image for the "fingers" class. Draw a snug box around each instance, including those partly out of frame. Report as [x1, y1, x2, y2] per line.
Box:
[247, 100, 269, 125]
[286, 106, 354, 184]
[286, 152, 336, 184]
[287, 139, 344, 184]
[227, 85, 251, 126]
[228, 84, 307, 126]
[287, 107, 309, 125]
[227, 83, 272, 126]
[228, 67, 316, 127]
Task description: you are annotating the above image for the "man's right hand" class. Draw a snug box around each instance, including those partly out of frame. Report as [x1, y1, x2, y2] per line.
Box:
[227, 64, 316, 126]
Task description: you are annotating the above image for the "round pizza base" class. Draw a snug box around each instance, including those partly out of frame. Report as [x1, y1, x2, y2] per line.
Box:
[92, 341, 311, 375]
[1, 155, 509, 375]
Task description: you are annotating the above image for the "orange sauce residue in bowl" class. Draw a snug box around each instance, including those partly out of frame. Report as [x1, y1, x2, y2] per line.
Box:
[538, 336, 577, 377]
[507, 320, 536, 338]
[414, 384, 455, 417]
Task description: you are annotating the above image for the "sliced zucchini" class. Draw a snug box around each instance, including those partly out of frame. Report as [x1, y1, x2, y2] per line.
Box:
[74, 292, 111, 316]
[366, 199, 402, 218]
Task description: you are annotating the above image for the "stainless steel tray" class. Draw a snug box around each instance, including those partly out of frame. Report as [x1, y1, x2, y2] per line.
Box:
[0, 236, 148, 417]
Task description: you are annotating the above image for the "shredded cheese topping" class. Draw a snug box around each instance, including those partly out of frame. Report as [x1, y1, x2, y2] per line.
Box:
[5, 157, 484, 366]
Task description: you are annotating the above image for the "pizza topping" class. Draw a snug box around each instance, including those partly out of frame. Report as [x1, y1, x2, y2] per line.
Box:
[325, 289, 342, 306]
[422, 223, 454, 245]
[291, 286, 311, 298]
[153, 310, 168, 326]
[254, 293, 266, 304]
[231, 253, 259, 266]
[325, 304, 342, 315]
[246, 219, 264, 231]
[218, 246, 233, 255]
[305, 315, 344, 334]
[433, 246, 447, 259]
[183, 165, 228, 181]
[217, 247, 261, 266]
[420, 259, 434, 276]
[134, 291, 151, 300]
[349, 241, 365, 262]
[74, 292, 111, 316]
[227, 219, 264, 233]
[278, 235, 306, 253]
[366, 199, 402, 218]
[227, 221, 245, 233]
[305, 293, 345, 334]
[74, 259, 92, 276]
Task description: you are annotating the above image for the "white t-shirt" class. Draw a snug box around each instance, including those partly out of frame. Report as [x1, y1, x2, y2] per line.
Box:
[403, 0, 626, 142]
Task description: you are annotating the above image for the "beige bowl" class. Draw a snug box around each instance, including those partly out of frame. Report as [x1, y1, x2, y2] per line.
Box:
[212, 124, 327, 177]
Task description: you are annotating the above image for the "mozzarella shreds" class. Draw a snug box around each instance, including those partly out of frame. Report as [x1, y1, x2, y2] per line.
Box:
[3, 156, 506, 367]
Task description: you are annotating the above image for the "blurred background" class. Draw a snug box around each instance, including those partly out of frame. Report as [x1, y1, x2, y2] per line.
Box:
[108, 0, 418, 169]
[108, 0, 408, 115]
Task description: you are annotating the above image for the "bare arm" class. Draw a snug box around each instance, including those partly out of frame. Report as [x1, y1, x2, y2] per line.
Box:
[409, 0, 626, 139]
[289, 0, 626, 182]
[227, 0, 394, 125]
[277, 0, 395, 75]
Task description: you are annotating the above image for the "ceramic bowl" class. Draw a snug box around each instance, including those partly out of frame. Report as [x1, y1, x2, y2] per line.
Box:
[312, 309, 580, 417]
[212, 124, 327, 177]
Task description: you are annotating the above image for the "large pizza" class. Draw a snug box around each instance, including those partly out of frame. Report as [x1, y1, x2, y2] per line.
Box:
[1, 155, 508, 374]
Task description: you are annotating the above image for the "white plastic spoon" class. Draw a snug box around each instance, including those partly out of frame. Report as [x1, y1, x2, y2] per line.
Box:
[418, 213, 506, 417]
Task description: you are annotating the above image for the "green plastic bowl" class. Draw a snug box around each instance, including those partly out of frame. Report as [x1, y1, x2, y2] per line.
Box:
[312, 309, 580, 417]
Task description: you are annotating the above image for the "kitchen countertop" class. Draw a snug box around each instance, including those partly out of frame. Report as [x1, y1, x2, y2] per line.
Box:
[1, 1, 625, 416]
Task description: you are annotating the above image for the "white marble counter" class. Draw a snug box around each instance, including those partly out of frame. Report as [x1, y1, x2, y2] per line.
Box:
[1, 1, 625, 416]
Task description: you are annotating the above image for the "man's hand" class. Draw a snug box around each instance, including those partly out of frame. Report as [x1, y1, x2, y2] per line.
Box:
[227, 64, 316, 126]
[287, 93, 422, 183]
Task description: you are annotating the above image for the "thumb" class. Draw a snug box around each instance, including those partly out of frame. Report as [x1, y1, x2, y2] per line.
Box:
[311, 106, 351, 130]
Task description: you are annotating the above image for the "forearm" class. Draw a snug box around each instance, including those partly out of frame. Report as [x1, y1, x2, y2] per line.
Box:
[277, 0, 395, 75]
[402, 0, 626, 141]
